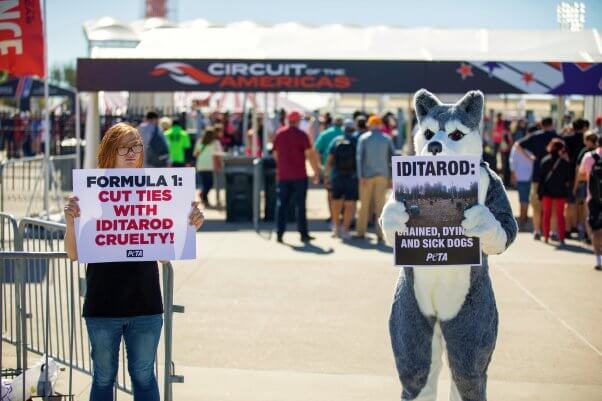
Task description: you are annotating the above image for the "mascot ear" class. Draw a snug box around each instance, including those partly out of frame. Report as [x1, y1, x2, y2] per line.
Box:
[455, 90, 484, 129]
[414, 89, 441, 123]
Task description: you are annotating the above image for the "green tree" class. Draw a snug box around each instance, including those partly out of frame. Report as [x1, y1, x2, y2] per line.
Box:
[50, 62, 76, 87]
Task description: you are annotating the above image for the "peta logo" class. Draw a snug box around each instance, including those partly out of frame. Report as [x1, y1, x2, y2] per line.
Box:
[126, 249, 144, 258]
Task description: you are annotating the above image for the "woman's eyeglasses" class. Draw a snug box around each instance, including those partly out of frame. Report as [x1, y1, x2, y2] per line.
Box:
[117, 144, 143, 156]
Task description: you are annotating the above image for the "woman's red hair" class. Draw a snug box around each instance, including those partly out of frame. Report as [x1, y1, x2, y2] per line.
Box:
[97, 123, 144, 168]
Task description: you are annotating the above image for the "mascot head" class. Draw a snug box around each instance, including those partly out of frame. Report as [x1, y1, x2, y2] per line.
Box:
[413, 89, 484, 158]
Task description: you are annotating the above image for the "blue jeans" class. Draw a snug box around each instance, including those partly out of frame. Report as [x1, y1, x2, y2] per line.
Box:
[197, 171, 214, 202]
[86, 315, 162, 401]
[276, 179, 308, 236]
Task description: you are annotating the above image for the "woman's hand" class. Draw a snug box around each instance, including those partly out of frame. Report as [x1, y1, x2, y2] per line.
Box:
[64, 195, 80, 224]
[188, 201, 205, 230]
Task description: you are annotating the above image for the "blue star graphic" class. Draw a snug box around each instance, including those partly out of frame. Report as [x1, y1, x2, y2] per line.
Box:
[549, 63, 602, 95]
[482, 62, 502, 78]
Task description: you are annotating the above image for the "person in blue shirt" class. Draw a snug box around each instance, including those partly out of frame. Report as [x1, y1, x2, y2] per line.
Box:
[355, 116, 395, 243]
[315, 116, 344, 222]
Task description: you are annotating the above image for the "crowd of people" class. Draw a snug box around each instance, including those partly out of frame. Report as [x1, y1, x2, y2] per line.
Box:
[504, 115, 602, 270]
[135, 109, 403, 217]
[135, 107, 602, 271]
[0, 112, 76, 158]
[273, 111, 397, 244]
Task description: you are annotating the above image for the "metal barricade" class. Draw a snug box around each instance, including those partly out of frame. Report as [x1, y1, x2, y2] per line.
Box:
[0, 155, 76, 218]
[1, 217, 183, 400]
[0, 250, 75, 401]
[0, 213, 19, 347]
[17, 219, 92, 394]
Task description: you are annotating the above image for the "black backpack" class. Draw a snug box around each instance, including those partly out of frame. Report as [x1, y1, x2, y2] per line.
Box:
[146, 125, 169, 167]
[333, 138, 356, 175]
[589, 153, 602, 203]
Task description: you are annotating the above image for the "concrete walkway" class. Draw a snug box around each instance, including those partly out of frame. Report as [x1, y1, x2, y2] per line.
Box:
[4, 187, 601, 401]
[166, 188, 602, 401]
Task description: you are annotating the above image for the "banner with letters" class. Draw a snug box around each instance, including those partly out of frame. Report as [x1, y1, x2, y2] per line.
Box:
[392, 155, 481, 266]
[77, 58, 601, 95]
[0, 0, 45, 77]
[73, 168, 196, 263]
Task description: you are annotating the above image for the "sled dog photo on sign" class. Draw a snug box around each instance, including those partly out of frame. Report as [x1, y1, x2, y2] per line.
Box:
[392, 155, 481, 266]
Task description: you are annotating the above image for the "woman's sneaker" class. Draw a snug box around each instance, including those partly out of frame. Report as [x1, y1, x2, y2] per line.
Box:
[332, 225, 341, 238]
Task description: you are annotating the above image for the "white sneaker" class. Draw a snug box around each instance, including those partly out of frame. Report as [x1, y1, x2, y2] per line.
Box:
[340, 229, 351, 240]
[332, 225, 341, 238]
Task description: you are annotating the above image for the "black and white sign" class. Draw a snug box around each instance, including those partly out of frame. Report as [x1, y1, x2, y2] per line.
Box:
[392, 156, 481, 266]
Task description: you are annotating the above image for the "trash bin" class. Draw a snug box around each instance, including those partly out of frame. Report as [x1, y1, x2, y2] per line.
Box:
[224, 156, 255, 222]
[262, 157, 297, 223]
[59, 137, 85, 160]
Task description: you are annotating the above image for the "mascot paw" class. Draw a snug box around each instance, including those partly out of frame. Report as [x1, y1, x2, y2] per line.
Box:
[379, 200, 410, 246]
[462, 204, 507, 255]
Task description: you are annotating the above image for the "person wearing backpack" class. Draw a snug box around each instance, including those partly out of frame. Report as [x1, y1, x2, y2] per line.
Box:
[324, 119, 358, 239]
[538, 138, 571, 246]
[138, 111, 170, 168]
[578, 133, 602, 270]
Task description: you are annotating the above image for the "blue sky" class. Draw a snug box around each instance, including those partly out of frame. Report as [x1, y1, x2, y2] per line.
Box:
[48, 0, 602, 66]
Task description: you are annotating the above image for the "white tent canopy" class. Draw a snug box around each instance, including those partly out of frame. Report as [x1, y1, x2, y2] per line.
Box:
[81, 17, 602, 167]
[85, 17, 602, 62]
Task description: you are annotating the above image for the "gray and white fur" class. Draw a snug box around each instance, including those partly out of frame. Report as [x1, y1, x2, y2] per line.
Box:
[380, 89, 518, 401]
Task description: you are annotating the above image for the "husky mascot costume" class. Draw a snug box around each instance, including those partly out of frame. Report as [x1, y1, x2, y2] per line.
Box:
[380, 89, 517, 401]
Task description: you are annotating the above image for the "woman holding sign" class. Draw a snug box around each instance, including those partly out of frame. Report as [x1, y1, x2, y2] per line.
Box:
[63, 123, 204, 401]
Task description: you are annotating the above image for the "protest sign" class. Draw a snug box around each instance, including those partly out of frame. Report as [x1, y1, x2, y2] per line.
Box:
[392, 155, 481, 266]
[73, 168, 196, 263]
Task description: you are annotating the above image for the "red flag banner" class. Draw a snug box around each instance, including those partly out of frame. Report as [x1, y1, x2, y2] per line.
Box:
[0, 0, 44, 77]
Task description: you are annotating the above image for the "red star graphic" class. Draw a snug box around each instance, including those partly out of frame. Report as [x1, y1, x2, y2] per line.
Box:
[456, 63, 473, 80]
[522, 71, 534, 85]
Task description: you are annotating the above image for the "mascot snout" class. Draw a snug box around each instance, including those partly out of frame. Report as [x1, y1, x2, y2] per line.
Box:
[427, 141, 443, 155]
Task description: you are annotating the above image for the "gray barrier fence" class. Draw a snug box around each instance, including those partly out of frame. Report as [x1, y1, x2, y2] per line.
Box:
[0, 155, 77, 218]
[1, 215, 183, 400]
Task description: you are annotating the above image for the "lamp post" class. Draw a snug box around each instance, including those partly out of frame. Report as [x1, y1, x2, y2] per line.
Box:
[557, 2, 585, 32]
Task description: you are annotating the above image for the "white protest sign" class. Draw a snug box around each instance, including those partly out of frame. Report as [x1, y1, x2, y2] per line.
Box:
[73, 168, 196, 263]
[392, 155, 481, 266]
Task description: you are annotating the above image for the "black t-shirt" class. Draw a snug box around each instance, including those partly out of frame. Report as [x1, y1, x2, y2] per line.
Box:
[519, 130, 558, 181]
[82, 261, 163, 318]
[538, 155, 571, 198]
[563, 132, 585, 169]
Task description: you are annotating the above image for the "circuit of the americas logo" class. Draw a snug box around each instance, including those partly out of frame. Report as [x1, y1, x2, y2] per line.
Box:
[150, 62, 354, 90]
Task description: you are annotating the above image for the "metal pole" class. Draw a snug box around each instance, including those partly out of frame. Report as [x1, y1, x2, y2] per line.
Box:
[43, 0, 50, 219]
[163, 262, 174, 401]
[75, 92, 81, 169]
[241, 93, 248, 149]
[262, 93, 269, 157]
[251, 96, 258, 157]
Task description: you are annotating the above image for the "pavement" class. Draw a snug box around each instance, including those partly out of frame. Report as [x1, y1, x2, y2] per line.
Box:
[3, 186, 602, 401]
[166, 187, 602, 401]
